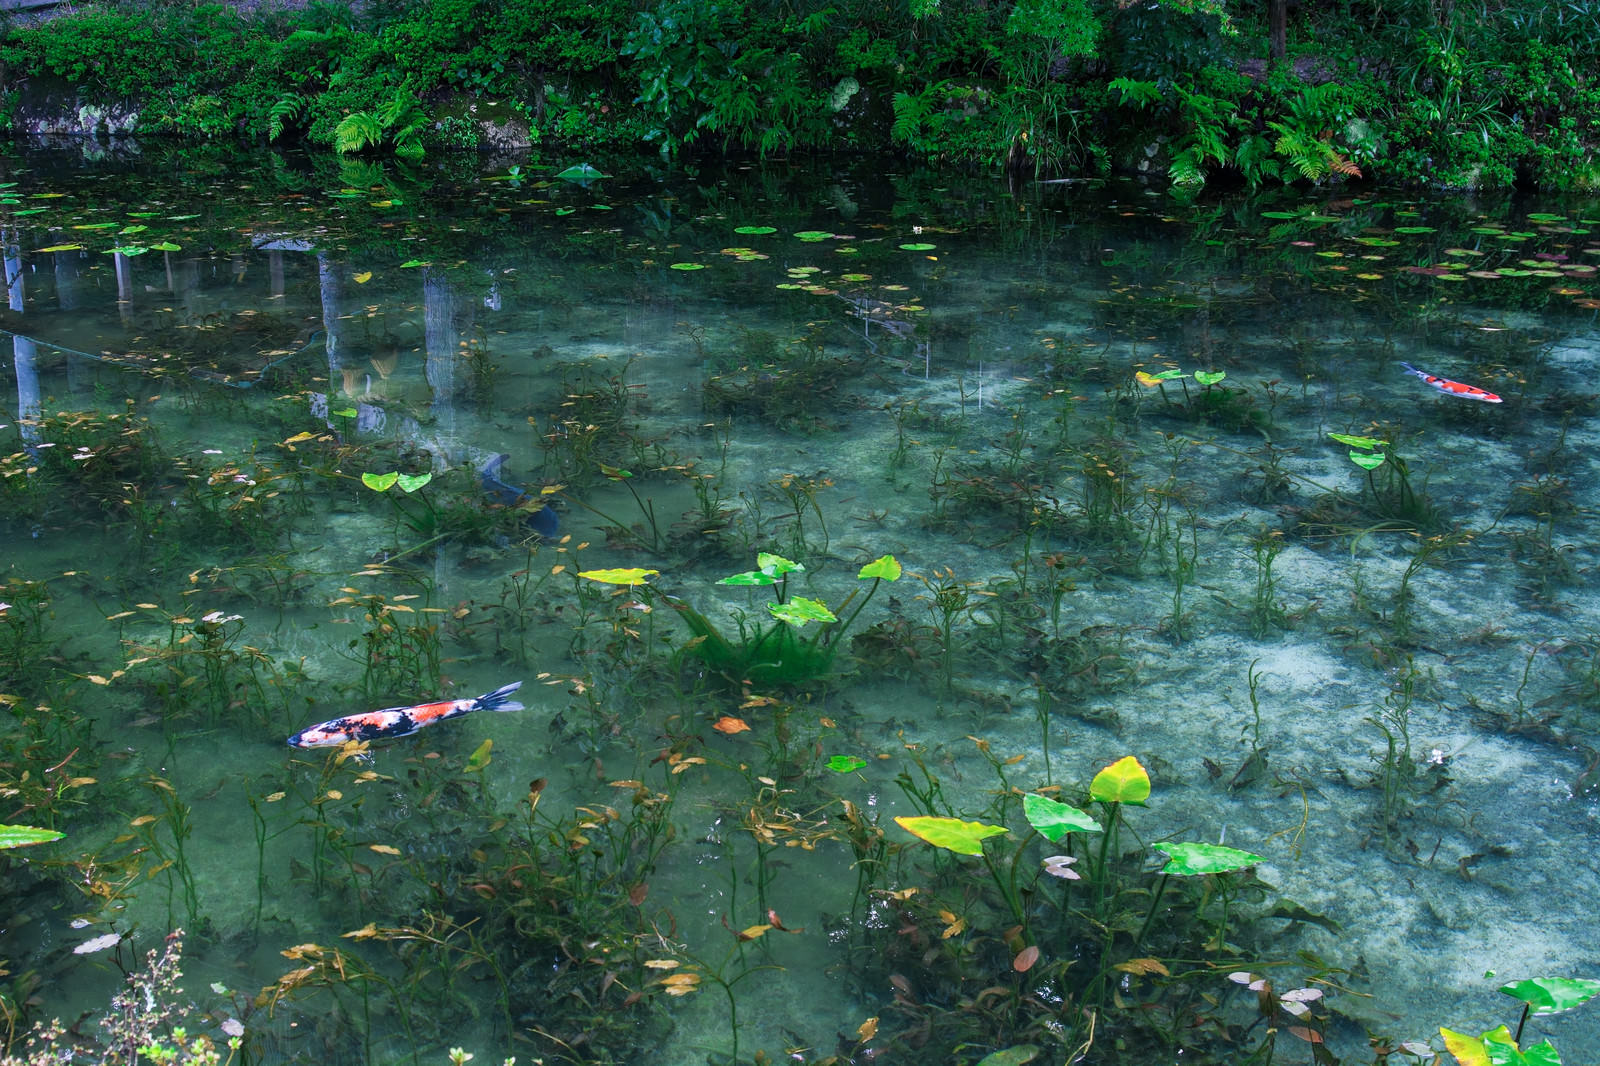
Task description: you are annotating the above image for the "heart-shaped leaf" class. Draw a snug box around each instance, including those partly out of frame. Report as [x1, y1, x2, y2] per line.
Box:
[0, 824, 65, 849]
[395, 473, 432, 493]
[895, 815, 1008, 855]
[1154, 840, 1265, 875]
[769, 596, 837, 627]
[1023, 793, 1101, 840]
[858, 555, 902, 581]
[757, 552, 803, 576]
[1499, 977, 1600, 1015]
[1089, 756, 1151, 805]
[1194, 370, 1227, 386]
[577, 568, 659, 586]
[1348, 451, 1387, 470]
[362, 472, 399, 492]
[827, 755, 868, 773]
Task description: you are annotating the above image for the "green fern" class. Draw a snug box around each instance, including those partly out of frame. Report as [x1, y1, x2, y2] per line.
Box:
[333, 112, 382, 154]
[1108, 77, 1164, 110]
[1168, 146, 1207, 186]
[266, 94, 304, 143]
[891, 89, 932, 145]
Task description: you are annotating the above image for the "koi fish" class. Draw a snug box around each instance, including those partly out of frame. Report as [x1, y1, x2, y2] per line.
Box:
[1399, 362, 1503, 403]
[480, 453, 560, 537]
[287, 681, 524, 748]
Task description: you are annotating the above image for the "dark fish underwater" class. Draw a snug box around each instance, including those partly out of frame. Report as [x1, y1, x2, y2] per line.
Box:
[480, 453, 560, 537]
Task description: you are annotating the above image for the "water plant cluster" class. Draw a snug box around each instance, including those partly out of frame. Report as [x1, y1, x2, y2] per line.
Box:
[1, 156, 1599, 1066]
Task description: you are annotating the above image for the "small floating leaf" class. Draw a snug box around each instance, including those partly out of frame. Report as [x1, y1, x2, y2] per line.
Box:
[36, 243, 85, 253]
[578, 568, 659, 586]
[1328, 432, 1385, 450]
[395, 473, 432, 493]
[361, 472, 399, 492]
[794, 230, 833, 241]
[1194, 370, 1227, 386]
[1349, 451, 1387, 470]
[1154, 840, 1265, 875]
[899, 242, 937, 251]
[895, 815, 1008, 855]
[734, 225, 777, 235]
[669, 262, 705, 271]
[1498, 977, 1600, 1015]
[1023, 793, 1101, 840]
[1089, 756, 1151, 805]
[827, 755, 868, 773]
[858, 555, 901, 581]
[1088, 752, 1152, 800]
[464, 738, 493, 772]
[769, 596, 837, 627]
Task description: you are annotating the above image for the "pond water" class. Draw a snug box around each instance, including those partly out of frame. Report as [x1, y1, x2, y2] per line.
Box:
[2, 146, 1599, 1066]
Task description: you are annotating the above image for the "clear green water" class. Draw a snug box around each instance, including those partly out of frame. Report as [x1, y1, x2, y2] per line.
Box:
[2, 148, 1599, 1065]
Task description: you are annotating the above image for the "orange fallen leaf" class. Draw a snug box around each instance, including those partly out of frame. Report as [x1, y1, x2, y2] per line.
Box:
[712, 715, 751, 735]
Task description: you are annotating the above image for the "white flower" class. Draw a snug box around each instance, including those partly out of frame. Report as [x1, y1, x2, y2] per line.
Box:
[1042, 854, 1080, 880]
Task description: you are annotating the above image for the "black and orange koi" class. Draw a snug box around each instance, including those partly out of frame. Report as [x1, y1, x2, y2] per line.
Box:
[287, 681, 524, 748]
[1399, 362, 1503, 403]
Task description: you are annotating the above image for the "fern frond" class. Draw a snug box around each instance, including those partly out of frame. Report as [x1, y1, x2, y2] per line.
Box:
[333, 112, 382, 154]
[392, 128, 425, 161]
[1108, 77, 1164, 109]
[1168, 147, 1207, 186]
[267, 94, 305, 143]
[891, 90, 929, 144]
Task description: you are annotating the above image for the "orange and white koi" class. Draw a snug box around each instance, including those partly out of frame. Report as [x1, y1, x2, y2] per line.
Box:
[287, 681, 523, 748]
[1399, 362, 1503, 403]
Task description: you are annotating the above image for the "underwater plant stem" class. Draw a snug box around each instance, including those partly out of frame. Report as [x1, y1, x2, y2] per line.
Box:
[1135, 871, 1171, 947]
[380, 529, 454, 565]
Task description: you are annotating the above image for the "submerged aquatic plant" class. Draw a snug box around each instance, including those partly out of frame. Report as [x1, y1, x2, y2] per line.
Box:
[660, 552, 901, 685]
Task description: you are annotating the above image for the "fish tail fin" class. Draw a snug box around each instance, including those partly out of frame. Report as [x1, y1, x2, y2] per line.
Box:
[475, 680, 525, 713]
[1398, 362, 1421, 375]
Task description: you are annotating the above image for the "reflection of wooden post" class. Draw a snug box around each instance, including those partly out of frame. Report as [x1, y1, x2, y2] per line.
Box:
[114, 250, 134, 326]
[423, 267, 457, 421]
[4, 232, 40, 443]
[1270, 0, 1287, 66]
[269, 250, 285, 302]
[317, 252, 345, 372]
[54, 250, 80, 311]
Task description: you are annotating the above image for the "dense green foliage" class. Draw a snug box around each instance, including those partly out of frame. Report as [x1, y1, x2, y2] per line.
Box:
[1, 0, 1598, 188]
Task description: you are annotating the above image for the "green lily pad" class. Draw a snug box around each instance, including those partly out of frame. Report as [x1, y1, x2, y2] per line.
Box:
[894, 815, 1008, 855]
[734, 225, 777, 235]
[1023, 793, 1101, 840]
[1154, 840, 1265, 875]
[769, 596, 837, 627]
[151, 241, 182, 252]
[0, 824, 65, 849]
[899, 242, 937, 251]
[794, 230, 833, 241]
[669, 262, 705, 271]
[1393, 226, 1435, 234]
[361, 471, 399, 492]
[395, 472, 432, 493]
[1194, 370, 1227, 386]
[827, 755, 868, 773]
[1089, 755, 1151, 805]
[1498, 977, 1600, 1015]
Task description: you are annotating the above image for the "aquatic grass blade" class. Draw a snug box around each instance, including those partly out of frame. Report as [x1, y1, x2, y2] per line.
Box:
[0, 824, 64, 848]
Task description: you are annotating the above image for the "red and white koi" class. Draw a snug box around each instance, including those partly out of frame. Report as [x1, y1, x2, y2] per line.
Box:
[1399, 362, 1503, 403]
[287, 681, 524, 748]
